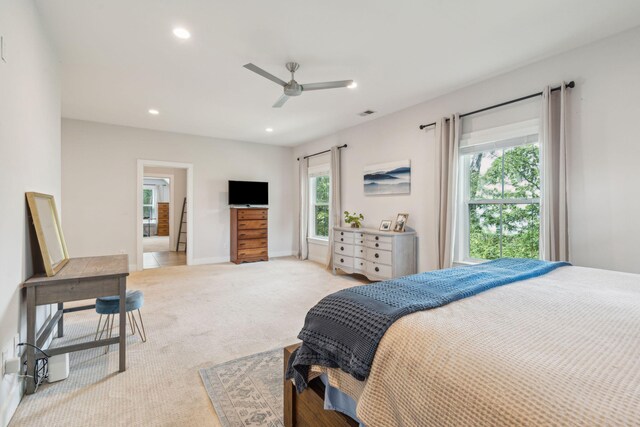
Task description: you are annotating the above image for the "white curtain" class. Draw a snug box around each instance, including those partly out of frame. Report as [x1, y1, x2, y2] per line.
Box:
[298, 157, 309, 260]
[326, 146, 341, 268]
[435, 114, 460, 269]
[540, 84, 569, 261]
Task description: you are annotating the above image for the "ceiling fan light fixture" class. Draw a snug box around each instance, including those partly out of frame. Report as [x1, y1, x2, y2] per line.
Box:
[265, 128, 274, 132]
[148, 109, 160, 115]
[348, 81, 358, 89]
[172, 27, 191, 39]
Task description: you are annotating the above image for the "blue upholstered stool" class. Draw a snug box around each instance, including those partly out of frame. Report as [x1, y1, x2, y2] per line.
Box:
[95, 290, 147, 352]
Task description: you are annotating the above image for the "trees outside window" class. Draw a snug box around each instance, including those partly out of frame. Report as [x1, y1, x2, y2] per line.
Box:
[458, 132, 541, 261]
[310, 174, 330, 238]
[143, 186, 155, 219]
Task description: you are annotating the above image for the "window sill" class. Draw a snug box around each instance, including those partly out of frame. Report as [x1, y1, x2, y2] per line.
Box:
[307, 237, 329, 246]
[452, 259, 483, 267]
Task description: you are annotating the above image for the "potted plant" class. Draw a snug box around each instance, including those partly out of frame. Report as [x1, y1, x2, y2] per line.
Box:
[344, 211, 364, 228]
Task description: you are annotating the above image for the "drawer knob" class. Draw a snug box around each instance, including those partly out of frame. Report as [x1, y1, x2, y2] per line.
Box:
[340, 246, 344, 251]
[375, 243, 379, 248]
[375, 267, 380, 272]
[341, 238, 343, 242]
[341, 232, 344, 235]
[360, 249, 363, 253]
[341, 258, 344, 263]
[375, 236, 379, 241]
[375, 253, 379, 258]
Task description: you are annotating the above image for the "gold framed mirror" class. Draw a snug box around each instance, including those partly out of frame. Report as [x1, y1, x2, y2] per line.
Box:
[26, 192, 69, 276]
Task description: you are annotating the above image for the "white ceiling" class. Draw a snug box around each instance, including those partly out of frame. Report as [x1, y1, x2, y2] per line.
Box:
[36, 0, 640, 146]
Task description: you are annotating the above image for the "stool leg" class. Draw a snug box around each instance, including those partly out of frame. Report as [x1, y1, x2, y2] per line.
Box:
[105, 314, 114, 354]
[94, 314, 103, 341]
[97, 314, 110, 341]
[134, 309, 147, 342]
[127, 311, 135, 335]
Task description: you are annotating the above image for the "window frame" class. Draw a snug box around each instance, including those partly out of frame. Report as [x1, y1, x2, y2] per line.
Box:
[142, 185, 156, 221]
[455, 120, 542, 263]
[308, 164, 331, 243]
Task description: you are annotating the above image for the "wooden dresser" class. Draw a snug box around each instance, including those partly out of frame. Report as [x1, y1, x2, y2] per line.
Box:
[157, 202, 169, 236]
[332, 226, 416, 281]
[230, 208, 268, 264]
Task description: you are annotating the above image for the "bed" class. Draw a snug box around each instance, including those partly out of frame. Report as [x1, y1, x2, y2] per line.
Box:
[283, 261, 640, 426]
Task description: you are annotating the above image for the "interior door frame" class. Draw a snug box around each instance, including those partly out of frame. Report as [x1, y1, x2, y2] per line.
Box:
[137, 159, 194, 270]
[142, 172, 175, 250]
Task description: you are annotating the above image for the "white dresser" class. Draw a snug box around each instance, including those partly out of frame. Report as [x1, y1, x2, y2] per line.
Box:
[332, 226, 417, 281]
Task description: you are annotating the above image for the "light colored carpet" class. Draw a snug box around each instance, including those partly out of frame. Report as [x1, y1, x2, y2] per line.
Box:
[143, 236, 170, 252]
[9, 257, 365, 426]
[200, 349, 283, 427]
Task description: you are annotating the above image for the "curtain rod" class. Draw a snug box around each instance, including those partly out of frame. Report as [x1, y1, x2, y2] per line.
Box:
[296, 144, 348, 161]
[418, 81, 575, 130]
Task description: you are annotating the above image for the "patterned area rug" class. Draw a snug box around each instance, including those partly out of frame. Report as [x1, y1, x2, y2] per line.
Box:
[200, 349, 284, 427]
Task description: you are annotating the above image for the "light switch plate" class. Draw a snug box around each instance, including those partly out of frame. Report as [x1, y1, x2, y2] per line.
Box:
[13, 334, 20, 357]
[1, 36, 6, 63]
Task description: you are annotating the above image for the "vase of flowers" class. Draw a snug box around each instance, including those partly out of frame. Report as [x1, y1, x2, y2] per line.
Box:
[344, 211, 364, 228]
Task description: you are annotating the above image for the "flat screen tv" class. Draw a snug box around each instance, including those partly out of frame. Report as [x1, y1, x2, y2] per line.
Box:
[228, 180, 268, 206]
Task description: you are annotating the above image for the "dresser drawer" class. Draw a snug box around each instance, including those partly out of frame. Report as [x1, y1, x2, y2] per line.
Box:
[334, 255, 354, 269]
[238, 238, 267, 249]
[335, 243, 354, 256]
[365, 239, 392, 251]
[238, 209, 268, 220]
[237, 229, 268, 239]
[238, 219, 268, 230]
[238, 247, 268, 258]
[366, 234, 393, 244]
[354, 257, 366, 271]
[334, 232, 354, 244]
[353, 244, 366, 258]
[365, 249, 392, 265]
[366, 261, 392, 279]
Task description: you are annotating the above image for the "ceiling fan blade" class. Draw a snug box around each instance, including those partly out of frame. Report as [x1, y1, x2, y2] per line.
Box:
[243, 63, 287, 87]
[301, 80, 353, 91]
[272, 94, 289, 108]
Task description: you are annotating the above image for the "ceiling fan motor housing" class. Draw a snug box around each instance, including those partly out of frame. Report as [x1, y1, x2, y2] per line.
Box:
[285, 81, 302, 96]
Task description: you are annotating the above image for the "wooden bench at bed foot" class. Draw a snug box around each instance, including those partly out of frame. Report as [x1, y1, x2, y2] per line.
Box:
[284, 344, 358, 427]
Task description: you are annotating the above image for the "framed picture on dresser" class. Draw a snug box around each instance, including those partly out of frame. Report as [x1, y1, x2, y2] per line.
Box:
[379, 220, 392, 231]
[394, 213, 409, 232]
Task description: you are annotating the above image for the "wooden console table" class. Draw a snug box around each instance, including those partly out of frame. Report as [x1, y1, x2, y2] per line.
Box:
[23, 255, 129, 394]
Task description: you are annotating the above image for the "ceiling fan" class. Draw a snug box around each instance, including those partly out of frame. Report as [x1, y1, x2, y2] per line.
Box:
[243, 62, 355, 108]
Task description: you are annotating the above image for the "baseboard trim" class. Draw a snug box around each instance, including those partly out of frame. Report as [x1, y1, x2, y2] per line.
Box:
[191, 251, 295, 266]
[270, 251, 296, 258]
[191, 256, 230, 265]
[0, 376, 24, 427]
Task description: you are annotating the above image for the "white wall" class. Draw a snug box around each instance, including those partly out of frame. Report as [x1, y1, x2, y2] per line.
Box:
[144, 166, 187, 250]
[0, 1, 60, 425]
[294, 26, 640, 274]
[62, 120, 295, 269]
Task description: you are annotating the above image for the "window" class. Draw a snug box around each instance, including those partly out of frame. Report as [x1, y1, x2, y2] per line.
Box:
[456, 122, 540, 261]
[143, 185, 156, 220]
[309, 167, 330, 240]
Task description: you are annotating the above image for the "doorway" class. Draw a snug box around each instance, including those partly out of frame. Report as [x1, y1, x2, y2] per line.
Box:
[137, 160, 194, 270]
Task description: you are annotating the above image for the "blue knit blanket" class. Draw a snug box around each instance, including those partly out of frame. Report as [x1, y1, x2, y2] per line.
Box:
[286, 258, 569, 392]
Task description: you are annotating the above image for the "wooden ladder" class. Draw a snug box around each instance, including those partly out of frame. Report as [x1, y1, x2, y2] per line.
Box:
[176, 197, 187, 252]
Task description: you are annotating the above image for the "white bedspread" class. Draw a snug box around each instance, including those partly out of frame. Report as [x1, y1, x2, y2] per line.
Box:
[314, 266, 640, 426]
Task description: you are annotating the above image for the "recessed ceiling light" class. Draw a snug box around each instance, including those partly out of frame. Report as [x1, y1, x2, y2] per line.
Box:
[172, 27, 191, 39]
[347, 81, 358, 89]
[265, 128, 274, 133]
[148, 109, 160, 115]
